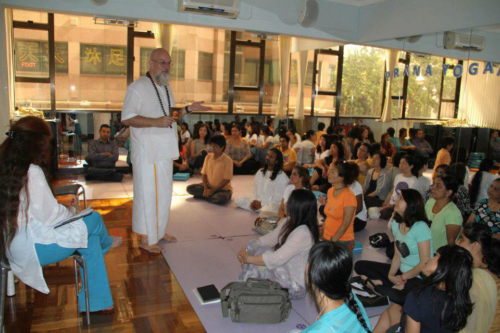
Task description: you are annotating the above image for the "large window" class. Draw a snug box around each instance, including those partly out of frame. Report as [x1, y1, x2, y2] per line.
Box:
[340, 45, 385, 117]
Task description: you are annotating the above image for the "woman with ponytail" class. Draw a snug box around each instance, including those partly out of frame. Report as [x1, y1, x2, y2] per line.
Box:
[374, 245, 474, 333]
[470, 158, 498, 206]
[457, 223, 500, 332]
[303, 241, 372, 332]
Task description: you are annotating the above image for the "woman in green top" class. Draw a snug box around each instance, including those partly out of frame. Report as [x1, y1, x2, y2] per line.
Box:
[394, 128, 415, 153]
[425, 176, 462, 251]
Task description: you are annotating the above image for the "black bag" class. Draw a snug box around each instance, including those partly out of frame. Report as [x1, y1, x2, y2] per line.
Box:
[369, 233, 391, 248]
[351, 276, 390, 308]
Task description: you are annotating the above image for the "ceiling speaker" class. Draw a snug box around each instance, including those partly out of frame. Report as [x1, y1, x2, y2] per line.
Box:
[90, 0, 108, 5]
[298, 0, 319, 28]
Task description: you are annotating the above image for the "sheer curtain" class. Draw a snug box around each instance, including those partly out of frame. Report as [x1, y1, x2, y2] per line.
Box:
[380, 49, 399, 122]
[458, 61, 500, 129]
[276, 36, 291, 118]
[294, 50, 308, 120]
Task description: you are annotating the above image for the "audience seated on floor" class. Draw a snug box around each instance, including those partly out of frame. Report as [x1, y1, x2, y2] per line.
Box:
[386, 151, 405, 188]
[295, 130, 316, 167]
[315, 134, 331, 162]
[394, 127, 415, 154]
[411, 128, 434, 158]
[173, 131, 193, 175]
[467, 178, 500, 239]
[433, 136, 455, 172]
[317, 161, 358, 250]
[364, 152, 391, 209]
[235, 148, 289, 217]
[186, 135, 233, 205]
[286, 128, 301, 149]
[251, 125, 275, 163]
[470, 158, 499, 206]
[425, 176, 462, 250]
[352, 142, 372, 188]
[246, 122, 259, 147]
[299, 241, 372, 333]
[414, 156, 430, 198]
[314, 122, 326, 146]
[311, 142, 345, 192]
[381, 155, 418, 220]
[1, 116, 122, 313]
[189, 123, 211, 171]
[85, 124, 123, 182]
[457, 223, 500, 333]
[180, 122, 191, 145]
[237, 190, 320, 299]
[226, 125, 260, 175]
[356, 189, 431, 306]
[380, 133, 395, 163]
[374, 245, 473, 333]
[279, 135, 297, 176]
[278, 166, 311, 219]
[334, 125, 352, 159]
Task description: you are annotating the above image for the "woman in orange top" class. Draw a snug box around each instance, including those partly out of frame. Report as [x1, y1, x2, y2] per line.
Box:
[318, 160, 358, 251]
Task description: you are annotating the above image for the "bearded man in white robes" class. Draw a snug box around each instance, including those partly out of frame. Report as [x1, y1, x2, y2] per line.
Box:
[122, 48, 211, 253]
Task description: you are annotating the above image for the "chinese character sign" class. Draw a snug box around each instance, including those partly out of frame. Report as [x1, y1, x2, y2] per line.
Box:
[80, 44, 126, 75]
[15, 39, 68, 76]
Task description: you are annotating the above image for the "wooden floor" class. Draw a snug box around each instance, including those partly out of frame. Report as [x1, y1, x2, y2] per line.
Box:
[4, 178, 206, 332]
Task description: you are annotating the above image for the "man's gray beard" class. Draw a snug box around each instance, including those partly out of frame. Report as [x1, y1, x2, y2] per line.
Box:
[154, 72, 170, 86]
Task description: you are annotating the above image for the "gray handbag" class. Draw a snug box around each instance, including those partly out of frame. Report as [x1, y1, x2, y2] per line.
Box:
[220, 278, 292, 324]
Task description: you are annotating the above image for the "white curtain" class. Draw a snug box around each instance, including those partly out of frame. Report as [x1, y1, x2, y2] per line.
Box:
[294, 50, 308, 120]
[153, 23, 174, 54]
[458, 61, 500, 129]
[380, 49, 399, 122]
[276, 36, 291, 118]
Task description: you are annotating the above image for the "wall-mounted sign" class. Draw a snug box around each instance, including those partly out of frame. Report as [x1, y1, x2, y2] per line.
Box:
[15, 39, 68, 76]
[80, 44, 126, 75]
[386, 61, 500, 81]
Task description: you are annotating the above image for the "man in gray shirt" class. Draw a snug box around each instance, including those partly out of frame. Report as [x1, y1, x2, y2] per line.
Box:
[85, 124, 123, 182]
[411, 129, 434, 158]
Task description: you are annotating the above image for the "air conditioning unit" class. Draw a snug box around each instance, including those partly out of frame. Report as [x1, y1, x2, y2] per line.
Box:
[444, 31, 486, 51]
[178, 0, 240, 19]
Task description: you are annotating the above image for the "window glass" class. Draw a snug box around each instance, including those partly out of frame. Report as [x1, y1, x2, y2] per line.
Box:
[263, 37, 280, 114]
[198, 51, 213, 81]
[13, 9, 48, 23]
[406, 54, 443, 119]
[341, 45, 385, 117]
[14, 29, 49, 78]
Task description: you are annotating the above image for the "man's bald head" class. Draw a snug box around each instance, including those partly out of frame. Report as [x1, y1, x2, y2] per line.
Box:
[149, 48, 172, 86]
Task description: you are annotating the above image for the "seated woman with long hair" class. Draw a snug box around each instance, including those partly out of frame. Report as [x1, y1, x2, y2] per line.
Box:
[251, 125, 275, 163]
[0, 116, 122, 313]
[189, 123, 211, 170]
[355, 189, 432, 305]
[303, 241, 372, 332]
[318, 161, 358, 250]
[364, 152, 392, 209]
[311, 142, 345, 192]
[374, 245, 474, 333]
[278, 166, 311, 219]
[237, 189, 320, 299]
[457, 223, 500, 332]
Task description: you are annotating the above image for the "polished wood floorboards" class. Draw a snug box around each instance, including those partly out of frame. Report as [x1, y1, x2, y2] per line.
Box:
[4, 178, 206, 332]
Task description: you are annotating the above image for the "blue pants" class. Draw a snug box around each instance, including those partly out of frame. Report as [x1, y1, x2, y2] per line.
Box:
[35, 212, 114, 312]
[251, 145, 271, 163]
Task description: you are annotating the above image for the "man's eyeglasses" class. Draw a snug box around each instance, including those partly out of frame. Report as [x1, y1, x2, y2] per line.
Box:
[151, 59, 173, 67]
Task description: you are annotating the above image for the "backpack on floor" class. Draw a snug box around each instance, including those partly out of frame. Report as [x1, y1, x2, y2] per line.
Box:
[220, 278, 292, 324]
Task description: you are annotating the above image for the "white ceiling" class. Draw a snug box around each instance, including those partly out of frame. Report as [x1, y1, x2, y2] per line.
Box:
[476, 24, 500, 34]
[323, 0, 388, 6]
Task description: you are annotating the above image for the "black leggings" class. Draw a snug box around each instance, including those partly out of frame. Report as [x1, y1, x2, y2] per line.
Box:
[233, 159, 261, 175]
[354, 261, 423, 305]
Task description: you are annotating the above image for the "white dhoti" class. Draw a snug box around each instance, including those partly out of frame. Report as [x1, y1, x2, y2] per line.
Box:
[132, 158, 174, 245]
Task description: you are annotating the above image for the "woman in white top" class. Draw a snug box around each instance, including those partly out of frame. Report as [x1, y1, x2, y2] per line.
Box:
[278, 166, 312, 219]
[180, 122, 191, 145]
[238, 189, 320, 299]
[296, 130, 317, 166]
[315, 134, 331, 161]
[470, 158, 499, 206]
[381, 155, 419, 220]
[247, 122, 259, 147]
[415, 155, 431, 197]
[0, 117, 122, 312]
[286, 128, 300, 150]
[251, 125, 275, 163]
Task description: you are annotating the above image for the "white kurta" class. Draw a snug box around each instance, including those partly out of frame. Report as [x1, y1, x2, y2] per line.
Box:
[7, 165, 87, 294]
[235, 169, 289, 214]
[122, 76, 179, 245]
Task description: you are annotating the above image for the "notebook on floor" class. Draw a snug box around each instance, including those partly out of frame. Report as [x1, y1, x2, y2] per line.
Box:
[193, 284, 221, 305]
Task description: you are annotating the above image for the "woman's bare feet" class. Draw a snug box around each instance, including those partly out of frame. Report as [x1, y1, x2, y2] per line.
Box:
[111, 236, 123, 248]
